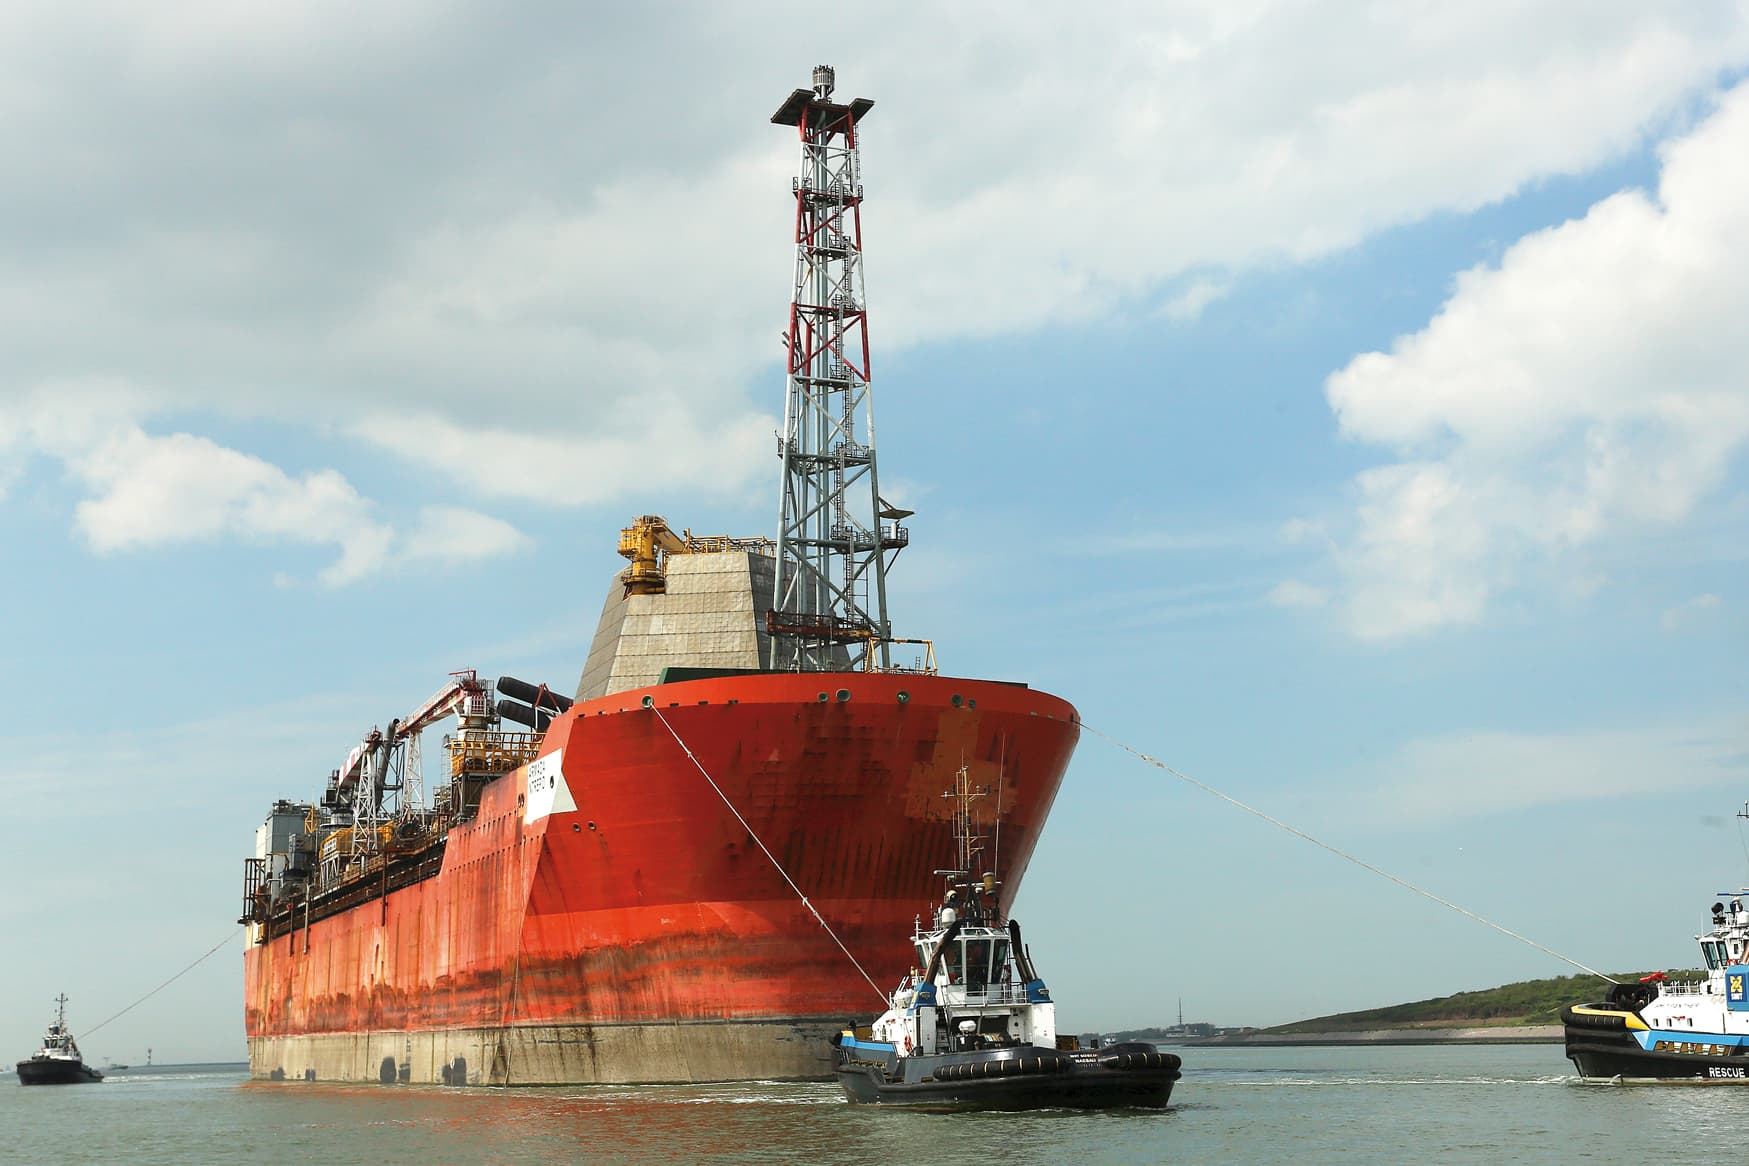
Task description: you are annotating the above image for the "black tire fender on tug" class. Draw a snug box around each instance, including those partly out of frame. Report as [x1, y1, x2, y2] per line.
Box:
[1099, 1050, 1180, 1071]
[932, 1051, 1074, 1081]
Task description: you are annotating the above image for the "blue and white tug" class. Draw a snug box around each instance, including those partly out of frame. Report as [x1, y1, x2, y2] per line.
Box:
[1565, 894, 1749, 1082]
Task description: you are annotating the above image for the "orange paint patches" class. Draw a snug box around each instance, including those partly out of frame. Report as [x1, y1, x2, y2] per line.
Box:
[245, 672, 1076, 1043]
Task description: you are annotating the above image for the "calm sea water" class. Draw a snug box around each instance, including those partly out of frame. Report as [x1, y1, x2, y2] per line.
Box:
[5, 1045, 1745, 1165]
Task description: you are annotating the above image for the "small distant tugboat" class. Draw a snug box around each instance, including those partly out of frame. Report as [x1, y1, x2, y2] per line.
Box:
[1564, 894, 1749, 1083]
[831, 770, 1181, 1109]
[16, 995, 103, 1085]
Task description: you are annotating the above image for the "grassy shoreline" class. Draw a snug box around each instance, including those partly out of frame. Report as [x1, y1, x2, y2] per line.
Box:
[1180, 1024, 1565, 1047]
[1116, 970, 1697, 1045]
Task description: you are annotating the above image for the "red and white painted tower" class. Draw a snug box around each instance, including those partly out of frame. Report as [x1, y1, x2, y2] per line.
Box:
[769, 66, 911, 672]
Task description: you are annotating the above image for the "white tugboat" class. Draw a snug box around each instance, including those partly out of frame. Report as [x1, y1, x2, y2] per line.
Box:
[831, 770, 1180, 1108]
[16, 996, 103, 1085]
[1564, 894, 1749, 1082]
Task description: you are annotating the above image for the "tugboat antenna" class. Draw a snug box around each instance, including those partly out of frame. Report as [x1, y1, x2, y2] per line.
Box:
[939, 765, 1000, 925]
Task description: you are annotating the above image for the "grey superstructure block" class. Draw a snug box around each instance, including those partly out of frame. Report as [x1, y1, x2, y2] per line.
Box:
[574, 551, 779, 701]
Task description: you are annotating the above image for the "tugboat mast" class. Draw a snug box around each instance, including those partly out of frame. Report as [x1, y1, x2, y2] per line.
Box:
[934, 766, 1001, 928]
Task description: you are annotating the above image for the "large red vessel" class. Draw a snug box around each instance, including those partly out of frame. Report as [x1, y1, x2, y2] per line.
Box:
[244, 669, 1077, 1084]
[241, 68, 1081, 1084]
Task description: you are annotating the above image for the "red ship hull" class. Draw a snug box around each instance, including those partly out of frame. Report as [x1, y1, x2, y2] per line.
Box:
[245, 671, 1078, 1084]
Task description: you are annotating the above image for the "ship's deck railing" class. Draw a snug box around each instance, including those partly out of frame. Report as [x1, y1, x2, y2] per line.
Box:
[447, 730, 542, 778]
[685, 534, 776, 556]
[239, 856, 268, 923]
[862, 637, 938, 676]
[1659, 980, 1713, 997]
[932, 982, 1033, 1007]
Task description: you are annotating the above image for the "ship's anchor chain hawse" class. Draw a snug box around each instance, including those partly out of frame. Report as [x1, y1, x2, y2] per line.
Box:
[650, 704, 891, 1005]
[1080, 722, 1620, 985]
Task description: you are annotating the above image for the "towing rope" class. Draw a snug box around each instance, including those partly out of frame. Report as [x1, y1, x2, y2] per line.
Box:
[84, 927, 243, 1039]
[651, 705, 889, 1006]
[1083, 722, 1621, 986]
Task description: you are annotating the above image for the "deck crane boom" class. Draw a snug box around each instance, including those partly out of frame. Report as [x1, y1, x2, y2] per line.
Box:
[617, 515, 776, 596]
[618, 516, 693, 596]
[325, 671, 494, 811]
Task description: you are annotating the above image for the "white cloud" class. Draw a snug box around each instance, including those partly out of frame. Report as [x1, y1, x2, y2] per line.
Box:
[1362, 713, 1749, 823]
[1269, 579, 1328, 609]
[1318, 80, 1749, 638]
[1662, 591, 1723, 632]
[402, 505, 532, 564]
[24, 400, 530, 584]
[1159, 277, 1231, 322]
[349, 406, 773, 507]
[70, 427, 394, 584]
[873, 3, 1749, 348]
[1, 2, 1746, 543]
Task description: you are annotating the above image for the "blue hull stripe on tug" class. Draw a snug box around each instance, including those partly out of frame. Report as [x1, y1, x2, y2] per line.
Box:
[1636, 1030, 1749, 1050]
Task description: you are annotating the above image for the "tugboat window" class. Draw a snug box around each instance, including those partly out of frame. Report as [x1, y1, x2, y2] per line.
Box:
[943, 941, 963, 983]
[965, 939, 992, 992]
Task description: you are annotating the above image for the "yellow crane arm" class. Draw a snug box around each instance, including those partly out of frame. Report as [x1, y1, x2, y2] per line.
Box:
[617, 515, 695, 596]
[617, 515, 775, 596]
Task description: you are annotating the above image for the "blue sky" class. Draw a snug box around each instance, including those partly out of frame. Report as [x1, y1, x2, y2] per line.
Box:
[3, 3, 1748, 1060]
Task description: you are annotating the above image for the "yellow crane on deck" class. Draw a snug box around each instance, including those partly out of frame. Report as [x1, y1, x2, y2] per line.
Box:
[617, 515, 774, 596]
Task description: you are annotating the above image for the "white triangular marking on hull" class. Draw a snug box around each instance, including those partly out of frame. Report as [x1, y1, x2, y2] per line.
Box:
[525, 750, 574, 823]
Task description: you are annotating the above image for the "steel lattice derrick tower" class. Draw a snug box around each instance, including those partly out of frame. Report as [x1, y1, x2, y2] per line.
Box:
[768, 65, 910, 672]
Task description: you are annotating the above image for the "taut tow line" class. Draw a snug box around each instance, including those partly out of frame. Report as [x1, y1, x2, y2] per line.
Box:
[85, 927, 244, 1039]
[650, 705, 889, 1006]
[1082, 722, 1620, 986]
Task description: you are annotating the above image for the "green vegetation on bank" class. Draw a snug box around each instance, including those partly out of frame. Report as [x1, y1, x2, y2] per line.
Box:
[1261, 971, 1704, 1033]
[1106, 971, 1710, 1040]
